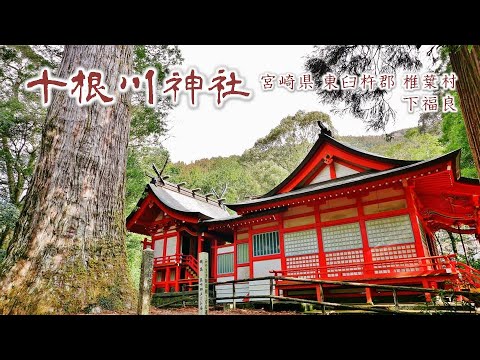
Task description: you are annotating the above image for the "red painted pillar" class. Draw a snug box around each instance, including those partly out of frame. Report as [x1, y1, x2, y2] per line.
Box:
[357, 198, 373, 277]
[197, 234, 203, 254]
[175, 232, 181, 291]
[405, 184, 426, 258]
[365, 287, 373, 304]
[314, 203, 327, 278]
[212, 238, 218, 280]
[422, 279, 432, 303]
[233, 231, 238, 281]
[165, 268, 170, 293]
[248, 225, 254, 279]
[422, 279, 432, 302]
[176, 232, 181, 257]
[316, 284, 324, 303]
[278, 214, 286, 274]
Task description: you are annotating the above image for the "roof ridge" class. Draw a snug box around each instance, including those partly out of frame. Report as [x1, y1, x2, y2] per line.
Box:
[153, 180, 225, 209]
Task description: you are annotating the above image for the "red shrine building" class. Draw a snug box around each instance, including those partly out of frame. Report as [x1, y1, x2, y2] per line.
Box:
[127, 129, 480, 303]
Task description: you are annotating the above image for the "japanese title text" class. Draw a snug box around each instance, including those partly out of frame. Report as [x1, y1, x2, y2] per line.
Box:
[259, 72, 459, 113]
[25, 67, 252, 108]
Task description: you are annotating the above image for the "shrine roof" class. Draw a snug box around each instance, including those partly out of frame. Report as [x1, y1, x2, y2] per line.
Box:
[262, 133, 418, 198]
[147, 182, 230, 220]
[227, 150, 460, 211]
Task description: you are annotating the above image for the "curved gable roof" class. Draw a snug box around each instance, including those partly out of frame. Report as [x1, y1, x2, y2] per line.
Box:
[227, 150, 459, 212]
[263, 133, 418, 197]
[148, 183, 230, 220]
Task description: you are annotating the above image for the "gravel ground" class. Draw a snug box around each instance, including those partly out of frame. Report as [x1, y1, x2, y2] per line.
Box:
[91, 306, 299, 315]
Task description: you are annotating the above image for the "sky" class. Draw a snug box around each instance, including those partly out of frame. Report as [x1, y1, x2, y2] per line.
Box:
[163, 45, 428, 164]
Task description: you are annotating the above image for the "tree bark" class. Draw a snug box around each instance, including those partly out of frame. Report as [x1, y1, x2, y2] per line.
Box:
[0, 45, 134, 314]
[449, 45, 480, 177]
[2, 136, 16, 203]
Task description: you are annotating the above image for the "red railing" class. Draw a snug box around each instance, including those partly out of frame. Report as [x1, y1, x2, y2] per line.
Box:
[271, 254, 458, 281]
[154, 254, 199, 274]
[455, 262, 480, 288]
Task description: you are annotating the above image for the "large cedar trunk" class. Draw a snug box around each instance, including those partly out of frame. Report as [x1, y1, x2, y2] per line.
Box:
[0, 45, 134, 314]
[449, 45, 480, 176]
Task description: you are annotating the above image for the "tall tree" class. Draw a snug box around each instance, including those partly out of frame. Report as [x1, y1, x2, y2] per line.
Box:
[305, 45, 480, 177]
[0, 46, 61, 247]
[449, 45, 480, 175]
[0, 45, 182, 250]
[0, 45, 134, 314]
[440, 91, 477, 178]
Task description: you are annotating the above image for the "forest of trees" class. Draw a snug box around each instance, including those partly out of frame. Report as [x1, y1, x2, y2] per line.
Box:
[0, 45, 478, 313]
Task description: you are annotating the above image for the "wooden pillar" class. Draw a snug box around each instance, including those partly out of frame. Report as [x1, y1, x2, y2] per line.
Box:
[232, 281, 236, 309]
[422, 279, 432, 303]
[430, 281, 440, 304]
[392, 289, 399, 308]
[165, 268, 170, 292]
[365, 287, 373, 305]
[175, 264, 180, 292]
[314, 203, 327, 277]
[248, 225, 254, 278]
[198, 252, 209, 315]
[278, 213, 286, 272]
[137, 248, 154, 315]
[405, 184, 426, 258]
[212, 238, 217, 280]
[197, 234, 203, 255]
[233, 231, 238, 281]
[315, 284, 324, 303]
[357, 198, 373, 276]
[269, 277, 274, 311]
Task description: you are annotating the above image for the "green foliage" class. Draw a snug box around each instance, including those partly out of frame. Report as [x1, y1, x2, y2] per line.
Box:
[243, 110, 334, 172]
[382, 130, 445, 161]
[130, 45, 183, 145]
[161, 111, 333, 203]
[440, 92, 478, 178]
[0, 199, 19, 231]
[130, 106, 169, 143]
[125, 146, 169, 287]
[126, 232, 143, 289]
[0, 46, 51, 247]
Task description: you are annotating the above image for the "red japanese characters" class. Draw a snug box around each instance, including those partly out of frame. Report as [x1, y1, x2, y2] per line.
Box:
[162, 67, 251, 107]
[26, 67, 156, 107]
[25, 67, 252, 108]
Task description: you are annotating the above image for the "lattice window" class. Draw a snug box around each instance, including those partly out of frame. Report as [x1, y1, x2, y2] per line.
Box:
[325, 249, 364, 277]
[253, 231, 280, 257]
[217, 253, 234, 275]
[286, 254, 320, 269]
[237, 243, 249, 264]
[366, 215, 414, 247]
[285, 254, 320, 279]
[321, 222, 363, 252]
[371, 243, 419, 274]
[284, 229, 318, 256]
